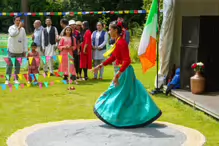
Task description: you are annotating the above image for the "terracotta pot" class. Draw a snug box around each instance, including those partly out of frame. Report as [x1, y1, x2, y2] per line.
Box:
[190, 72, 205, 94]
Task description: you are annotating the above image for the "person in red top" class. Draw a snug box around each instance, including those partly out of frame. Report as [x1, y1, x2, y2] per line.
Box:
[92, 21, 162, 128]
[80, 21, 92, 80]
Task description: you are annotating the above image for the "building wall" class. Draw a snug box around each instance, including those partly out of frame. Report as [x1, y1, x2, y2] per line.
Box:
[171, 0, 219, 67]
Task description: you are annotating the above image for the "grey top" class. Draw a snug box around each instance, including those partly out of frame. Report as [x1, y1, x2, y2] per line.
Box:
[33, 26, 44, 47]
[92, 30, 108, 60]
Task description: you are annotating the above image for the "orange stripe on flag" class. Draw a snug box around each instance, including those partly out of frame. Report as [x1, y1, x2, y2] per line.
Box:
[139, 37, 156, 73]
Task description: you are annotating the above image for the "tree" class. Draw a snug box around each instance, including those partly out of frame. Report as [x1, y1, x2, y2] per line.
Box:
[21, 0, 31, 33]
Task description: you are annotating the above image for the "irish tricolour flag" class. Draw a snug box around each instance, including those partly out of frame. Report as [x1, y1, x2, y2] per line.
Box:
[138, 0, 158, 73]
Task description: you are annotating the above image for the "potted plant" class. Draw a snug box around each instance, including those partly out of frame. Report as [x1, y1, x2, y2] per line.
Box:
[190, 62, 205, 94]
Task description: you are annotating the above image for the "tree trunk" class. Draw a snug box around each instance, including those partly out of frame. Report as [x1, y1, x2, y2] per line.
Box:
[21, 0, 31, 34]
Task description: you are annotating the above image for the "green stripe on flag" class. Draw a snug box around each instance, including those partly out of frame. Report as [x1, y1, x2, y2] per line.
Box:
[146, 0, 158, 26]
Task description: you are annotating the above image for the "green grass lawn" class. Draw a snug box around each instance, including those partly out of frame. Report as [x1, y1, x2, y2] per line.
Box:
[0, 64, 219, 146]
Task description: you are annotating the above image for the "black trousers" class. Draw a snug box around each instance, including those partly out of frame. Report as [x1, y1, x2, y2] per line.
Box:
[73, 54, 82, 77]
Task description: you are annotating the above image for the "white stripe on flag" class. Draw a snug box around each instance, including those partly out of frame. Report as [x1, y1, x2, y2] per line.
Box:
[138, 14, 157, 56]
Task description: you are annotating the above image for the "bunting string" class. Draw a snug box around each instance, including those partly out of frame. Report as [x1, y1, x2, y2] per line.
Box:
[0, 10, 163, 17]
[0, 53, 75, 91]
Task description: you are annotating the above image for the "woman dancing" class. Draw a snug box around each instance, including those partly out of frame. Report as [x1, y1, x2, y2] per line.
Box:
[92, 21, 162, 128]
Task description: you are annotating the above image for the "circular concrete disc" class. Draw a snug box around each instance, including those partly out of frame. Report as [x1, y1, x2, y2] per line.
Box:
[26, 121, 184, 146]
[7, 120, 206, 146]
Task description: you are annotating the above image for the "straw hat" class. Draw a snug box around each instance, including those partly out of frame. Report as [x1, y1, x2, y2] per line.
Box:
[69, 20, 76, 25]
[76, 21, 82, 26]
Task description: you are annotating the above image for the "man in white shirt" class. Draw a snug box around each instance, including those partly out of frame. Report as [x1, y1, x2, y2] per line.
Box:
[41, 17, 58, 76]
[5, 16, 28, 84]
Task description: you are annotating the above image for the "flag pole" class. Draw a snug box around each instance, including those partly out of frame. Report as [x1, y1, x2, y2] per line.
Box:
[151, 0, 163, 95]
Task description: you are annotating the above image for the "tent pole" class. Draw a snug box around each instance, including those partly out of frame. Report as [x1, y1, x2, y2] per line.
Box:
[151, 0, 163, 95]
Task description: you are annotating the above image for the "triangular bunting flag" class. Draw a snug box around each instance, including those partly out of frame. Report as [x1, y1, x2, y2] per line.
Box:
[9, 87, 12, 92]
[58, 55, 62, 63]
[14, 84, 19, 90]
[68, 54, 74, 59]
[62, 80, 67, 84]
[50, 81, 54, 86]
[30, 74, 35, 80]
[11, 58, 16, 66]
[18, 74, 23, 80]
[23, 74, 28, 81]
[43, 73, 46, 78]
[47, 72, 51, 78]
[4, 48, 8, 55]
[55, 72, 60, 77]
[39, 82, 42, 89]
[46, 56, 51, 62]
[4, 58, 10, 65]
[29, 57, 33, 65]
[5, 74, 10, 80]
[8, 84, 12, 88]
[20, 84, 24, 89]
[59, 72, 64, 77]
[52, 55, 57, 61]
[44, 82, 49, 88]
[1, 84, 6, 90]
[17, 58, 22, 65]
[27, 83, 31, 87]
[35, 74, 39, 80]
[41, 56, 46, 64]
[22, 58, 28, 66]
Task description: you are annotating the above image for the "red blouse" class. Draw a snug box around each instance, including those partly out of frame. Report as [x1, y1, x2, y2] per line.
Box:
[103, 38, 131, 72]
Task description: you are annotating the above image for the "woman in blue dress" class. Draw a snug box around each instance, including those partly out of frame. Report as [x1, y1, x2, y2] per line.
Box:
[92, 21, 162, 128]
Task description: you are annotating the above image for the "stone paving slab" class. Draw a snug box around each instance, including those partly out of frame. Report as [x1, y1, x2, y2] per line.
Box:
[7, 120, 206, 146]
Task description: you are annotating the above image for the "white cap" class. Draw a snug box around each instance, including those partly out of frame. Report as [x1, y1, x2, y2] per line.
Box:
[69, 20, 76, 25]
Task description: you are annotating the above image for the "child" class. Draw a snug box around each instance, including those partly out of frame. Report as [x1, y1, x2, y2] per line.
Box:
[58, 26, 78, 85]
[166, 68, 180, 95]
[27, 42, 40, 84]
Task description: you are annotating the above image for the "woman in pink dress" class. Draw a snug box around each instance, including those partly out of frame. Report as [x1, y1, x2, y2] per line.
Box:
[58, 26, 78, 85]
[80, 21, 92, 81]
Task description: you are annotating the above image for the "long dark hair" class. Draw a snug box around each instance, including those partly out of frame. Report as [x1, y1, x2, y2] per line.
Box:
[63, 26, 74, 46]
[109, 21, 123, 36]
[82, 21, 89, 36]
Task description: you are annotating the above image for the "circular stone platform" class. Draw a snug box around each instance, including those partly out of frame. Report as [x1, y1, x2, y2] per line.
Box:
[7, 120, 206, 146]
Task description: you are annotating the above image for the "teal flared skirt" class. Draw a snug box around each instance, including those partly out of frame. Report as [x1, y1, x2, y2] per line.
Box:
[94, 65, 162, 128]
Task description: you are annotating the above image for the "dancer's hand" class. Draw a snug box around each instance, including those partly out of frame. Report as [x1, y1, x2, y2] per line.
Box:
[113, 72, 121, 86]
[113, 76, 119, 86]
[92, 64, 103, 74]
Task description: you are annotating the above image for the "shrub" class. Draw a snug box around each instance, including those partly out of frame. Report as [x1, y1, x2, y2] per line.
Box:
[129, 37, 140, 63]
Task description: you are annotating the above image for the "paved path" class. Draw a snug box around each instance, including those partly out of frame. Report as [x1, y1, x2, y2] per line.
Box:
[7, 120, 206, 146]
